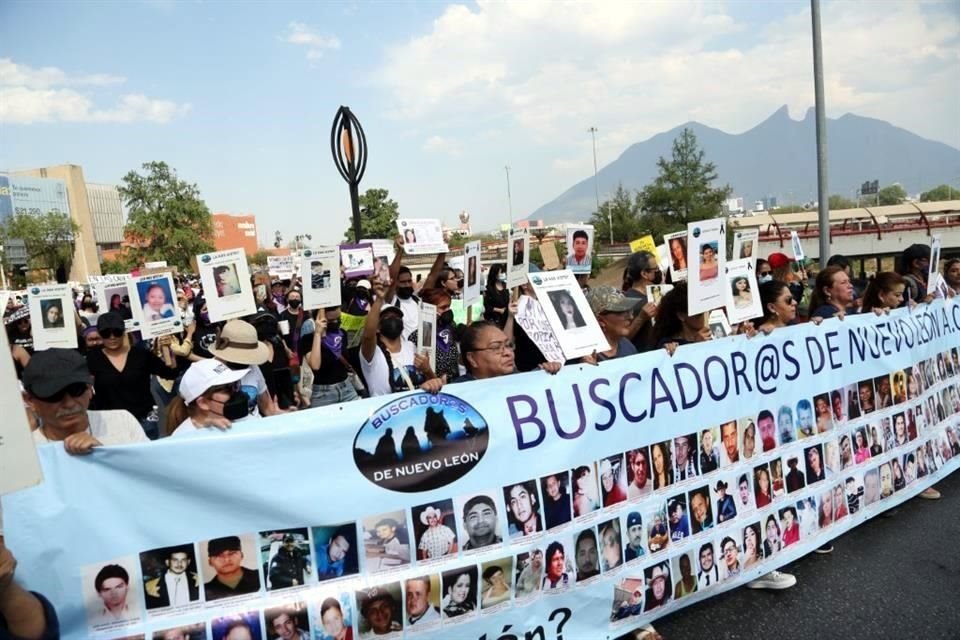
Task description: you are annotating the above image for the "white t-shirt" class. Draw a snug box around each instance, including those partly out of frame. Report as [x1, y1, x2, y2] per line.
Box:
[361, 340, 418, 397]
[239, 366, 268, 418]
[170, 417, 201, 438]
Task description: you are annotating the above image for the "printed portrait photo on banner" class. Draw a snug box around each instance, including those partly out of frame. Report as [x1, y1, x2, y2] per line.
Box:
[571, 463, 601, 518]
[688, 485, 714, 534]
[763, 513, 783, 557]
[742, 522, 764, 570]
[736, 471, 755, 512]
[696, 540, 718, 589]
[598, 517, 623, 572]
[796, 398, 815, 439]
[783, 454, 807, 494]
[717, 535, 741, 582]
[673, 433, 699, 481]
[457, 491, 504, 552]
[779, 505, 801, 547]
[82, 557, 143, 629]
[213, 263, 242, 298]
[713, 477, 738, 524]
[137, 280, 177, 322]
[814, 393, 834, 433]
[739, 417, 757, 461]
[610, 577, 644, 622]
[441, 565, 479, 619]
[153, 622, 205, 639]
[503, 479, 544, 538]
[356, 582, 403, 638]
[757, 409, 777, 452]
[412, 499, 459, 561]
[698, 427, 719, 474]
[540, 470, 573, 530]
[259, 528, 312, 591]
[805, 443, 826, 485]
[361, 510, 412, 572]
[626, 446, 653, 499]
[541, 538, 574, 590]
[139, 544, 200, 610]
[646, 503, 669, 554]
[404, 574, 441, 629]
[573, 527, 600, 582]
[514, 548, 543, 598]
[40, 298, 65, 329]
[265, 602, 311, 640]
[667, 493, 689, 542]
[643, 561, 672, 611]
[211, 611, 263, 640]
[314, 593, 354, 640]
[479, 558, 514, 610]
[599, 453, 628, 507]
[753, 463, 773, 508]
[623, 511, 646, 563]
[777, 404, 796, 444]
[770, 458, 786, 497]
[312, 523, 359, 582]
[200, 534, 262, 602]
[720, 420, 739, 465]
[650, 440, 674, 491]
[672, 550, 698, 600]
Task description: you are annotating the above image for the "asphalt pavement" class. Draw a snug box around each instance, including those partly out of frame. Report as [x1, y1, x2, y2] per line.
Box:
[655, 470, 960, 640]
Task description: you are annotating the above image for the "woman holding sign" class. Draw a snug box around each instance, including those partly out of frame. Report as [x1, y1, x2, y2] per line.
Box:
[408, 288, 461, 381]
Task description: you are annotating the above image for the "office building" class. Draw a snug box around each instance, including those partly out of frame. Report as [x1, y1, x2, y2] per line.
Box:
[212, 212, 259, 255]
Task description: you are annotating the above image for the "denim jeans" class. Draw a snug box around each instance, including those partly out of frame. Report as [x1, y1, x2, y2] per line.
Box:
[310, 379, 359, 408]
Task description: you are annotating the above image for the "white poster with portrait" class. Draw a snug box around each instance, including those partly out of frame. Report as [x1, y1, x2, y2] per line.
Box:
[732, 229, 759, 261]
[565, 225, 594, 274]
[463, 241, 482, 307]
[508, 228, 530, 288]
[133, 272, 183, 339]
[664, 231, 689, 282]
[267, 255, 295, 280]
[790, 231, 805, 262]
[397, 219, 449, 255]
[370, 239, 396, 284]
[707, 309, 733, 339]
[724, 258, 762, 325]
[417, 301, 437, 373]
[89, 274, 137, 330]
[28, 283, 77, 351]
[197, 248, 256, 323]
[301, 246, 342, 310]
[927, 235, 942, 296]
[686, 218, 727, 315]
[526, 269, 607, 359]
[0, 329, 43, 495]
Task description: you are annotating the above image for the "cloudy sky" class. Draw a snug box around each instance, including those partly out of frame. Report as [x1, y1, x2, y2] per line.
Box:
[1, 0, 957, 244]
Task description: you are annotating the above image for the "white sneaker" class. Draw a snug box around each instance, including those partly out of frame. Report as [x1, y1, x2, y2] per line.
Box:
[746, 570, 797, 590]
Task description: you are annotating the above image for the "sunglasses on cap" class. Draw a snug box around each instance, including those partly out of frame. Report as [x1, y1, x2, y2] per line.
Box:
[32, 381, 88, 403]
[100, 328, 124, 338]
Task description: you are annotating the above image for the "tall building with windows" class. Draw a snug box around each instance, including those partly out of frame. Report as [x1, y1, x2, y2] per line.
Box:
[212, 212, 259, 255]
[86, 183, 126, 256]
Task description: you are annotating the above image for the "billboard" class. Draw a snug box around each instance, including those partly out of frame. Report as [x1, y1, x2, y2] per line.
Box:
[0, 173, 71, 224]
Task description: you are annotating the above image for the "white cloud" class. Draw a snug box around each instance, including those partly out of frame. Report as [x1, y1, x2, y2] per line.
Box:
[285, 22, 341, 60]
[423, 135, 462, 157]
[0, 58, 189, 125]
[375, 1, 960, 149]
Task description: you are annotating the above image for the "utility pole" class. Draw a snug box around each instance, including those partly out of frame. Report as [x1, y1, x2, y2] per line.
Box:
[588, 126, 612, 244]
[811, 0, 830, 264]
[504, 166, 514, 229]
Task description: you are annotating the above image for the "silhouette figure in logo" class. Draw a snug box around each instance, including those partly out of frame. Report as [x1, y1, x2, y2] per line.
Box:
[374, 428, 398, 466]
[401, 426, 421, 460]
[424, 408, 452, 450]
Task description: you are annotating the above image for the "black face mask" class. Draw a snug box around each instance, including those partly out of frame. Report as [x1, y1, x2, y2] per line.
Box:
[396, 286, 415, 300]
[380, 317, 404, 339]
[457, 279, 465, 290]
[326, 320, 341, 332]
[220, 392, 250, 421]
[439, 310, 454, 326]
[652, 270, 663, 285]
[287, 299, 301, 309]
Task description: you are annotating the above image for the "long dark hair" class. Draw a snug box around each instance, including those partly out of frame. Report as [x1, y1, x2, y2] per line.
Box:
[486, 264, 505, 293]
[861, 272, 905, 312]
[757, 280, 790, 325]
[652, 281, 688, 344]
[808, 266, 845, 313]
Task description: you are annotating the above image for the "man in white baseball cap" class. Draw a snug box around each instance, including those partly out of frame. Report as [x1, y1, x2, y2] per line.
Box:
[166, 359, 250, 437]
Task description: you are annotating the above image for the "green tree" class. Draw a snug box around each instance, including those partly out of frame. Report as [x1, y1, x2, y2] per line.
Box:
[342, 188, 400, 241]
[0, 211, 79, 277]
[589, 184, 644, 244]
[878, 184, 907, 206]
[247, 249, 273, 267]
[100, 255, 136, 274]
[640, 128, 733, 239]
[920, 184, 960, 202]
[118, 161, 215, 269]
[828, 195, 857, 210]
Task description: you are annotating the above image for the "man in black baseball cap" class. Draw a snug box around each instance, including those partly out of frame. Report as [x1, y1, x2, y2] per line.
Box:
[22, 349, 147, 454]
[204, 536, 261, 601]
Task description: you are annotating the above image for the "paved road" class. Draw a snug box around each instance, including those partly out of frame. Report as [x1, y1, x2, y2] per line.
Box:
[655, 470, 960, 640]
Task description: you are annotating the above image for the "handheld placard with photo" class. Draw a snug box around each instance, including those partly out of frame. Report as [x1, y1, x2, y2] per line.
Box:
[90, 274, 138, 330]
[790, 231, 805, 262]
[370, 239, 396, 284]
[197, 248, 256, 322]
[565, 224, 594, 274]
[28, 284, 77, 350]
[339, 243, 376, 278]
[646, 284, 674, 307]
[540, 241, 561, 270]
[724, 258, 762, 324]
[267, 255, 295, 280]
[302, 246, 342, 310]
[687, 218, 727, 315]
[397, 218, 449, 255]
[526, 269, 607, 359]
[0, 329, 43, 495]
[664, 231, 688, 282]
[508, 228, 530, 288]
[927, 235, 942, 296]
[732, 230, 759, 261]
[417, 301, 437, 373]
[463, 241, 482, 306]
[134, 272, 183, 339]
[629, 235, 657, 256]
[514, 295, 565, 364]
[707, 309, 733, 339]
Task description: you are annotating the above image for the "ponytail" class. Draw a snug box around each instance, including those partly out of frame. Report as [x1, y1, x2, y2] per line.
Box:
[164, 396, 189, 437]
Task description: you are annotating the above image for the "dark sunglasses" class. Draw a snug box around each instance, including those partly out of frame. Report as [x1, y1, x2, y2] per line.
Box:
[33, 382, 88, 403]
[100, 328, 124, 338]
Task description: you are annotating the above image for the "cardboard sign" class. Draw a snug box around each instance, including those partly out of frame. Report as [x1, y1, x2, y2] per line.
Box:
[724, 258, 762, 325]
[507, 228, 530, 288]
[687, 218, 727, 315]
[417, 301, 437, 373]
[28, 283, 77, 351]
[267, 255, 295, 280]
[514, 294, 565, 363]
[89, 274, 138, 330]
[133, 272, 183, 339]
[397, 219, 449, 255]
[197, 248, 257, 323]
[732, 229, 759, 261]
[664, 231, 689, 282]
[302, 247, 342, 310]
[339, 243, 376, 279]
[0, 329, 42, 496]
[540, 241, 561, 271]
[463, 241, 482, 307]
[526, 269, 607, 359]
[629, 235, 657, 256]
[565, 224, 594, 274]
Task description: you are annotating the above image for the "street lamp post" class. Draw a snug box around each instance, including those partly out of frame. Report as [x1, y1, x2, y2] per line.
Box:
[505, 166, 514, 229]
[588, 126, 612, 244]
[811, 0, 830, 263]
[331, 106, 369, 243]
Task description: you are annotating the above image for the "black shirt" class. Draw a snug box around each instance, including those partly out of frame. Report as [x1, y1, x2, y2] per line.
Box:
[87, 347, 178, 419]
[298, 330, 350, 385]
[203, 567, 261, 601]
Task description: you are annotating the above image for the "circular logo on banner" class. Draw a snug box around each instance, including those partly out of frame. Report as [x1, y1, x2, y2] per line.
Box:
[201, 254, 212, 263]
[353, 393, 489, 492]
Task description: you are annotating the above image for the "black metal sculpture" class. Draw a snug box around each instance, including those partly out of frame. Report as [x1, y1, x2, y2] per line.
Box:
[331, 106, 368, 243]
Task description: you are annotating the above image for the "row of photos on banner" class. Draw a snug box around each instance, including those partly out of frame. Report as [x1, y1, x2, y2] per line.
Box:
[84, 349, 960, 639]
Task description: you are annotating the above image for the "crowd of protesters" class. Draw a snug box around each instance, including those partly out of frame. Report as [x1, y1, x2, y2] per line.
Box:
[2, 234, 957, 640]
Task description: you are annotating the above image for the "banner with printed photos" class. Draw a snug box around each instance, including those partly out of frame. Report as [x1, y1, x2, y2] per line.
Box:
[4, 301, 960, 640]
[27, 283, 77, 350]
